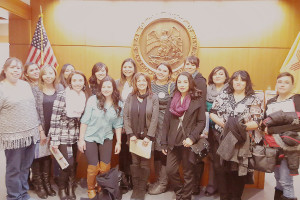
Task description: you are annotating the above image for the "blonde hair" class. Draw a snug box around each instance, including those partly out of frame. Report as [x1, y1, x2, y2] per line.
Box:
[38, 65, 59, 90]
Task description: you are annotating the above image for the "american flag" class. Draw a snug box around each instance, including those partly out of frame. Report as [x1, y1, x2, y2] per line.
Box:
[26, 16, 58, 68]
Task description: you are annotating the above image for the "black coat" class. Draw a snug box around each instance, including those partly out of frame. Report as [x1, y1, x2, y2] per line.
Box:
[161, 96, 206, 150]
[194, 72, 207, 100]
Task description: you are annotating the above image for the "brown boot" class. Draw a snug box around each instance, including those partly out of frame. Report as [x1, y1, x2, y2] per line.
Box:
[98, 162, 111, 193]
[87, 164, 99, 199]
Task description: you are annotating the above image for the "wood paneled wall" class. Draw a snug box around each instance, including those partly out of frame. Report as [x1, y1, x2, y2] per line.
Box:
[9, 0, 300, 91]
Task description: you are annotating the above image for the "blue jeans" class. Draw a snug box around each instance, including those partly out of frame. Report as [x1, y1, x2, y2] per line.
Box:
[274, 158, 295, 198]
[5, 143, 35, 200]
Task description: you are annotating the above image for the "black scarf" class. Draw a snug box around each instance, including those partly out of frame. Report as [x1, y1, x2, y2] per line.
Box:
[131, 94, 147, 137]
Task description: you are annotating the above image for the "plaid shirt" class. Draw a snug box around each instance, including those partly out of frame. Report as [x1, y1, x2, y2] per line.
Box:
[49, 91, 81, 146]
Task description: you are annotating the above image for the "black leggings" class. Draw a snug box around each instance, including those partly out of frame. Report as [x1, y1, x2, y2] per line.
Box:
[59, 143, 77, 168]
[85, 139, 112, 166]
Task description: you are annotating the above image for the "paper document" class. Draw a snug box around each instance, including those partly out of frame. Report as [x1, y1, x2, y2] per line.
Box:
[129, 139, 152, 159]
[50, 148, 69, 170]
[266, 99, 295, 116]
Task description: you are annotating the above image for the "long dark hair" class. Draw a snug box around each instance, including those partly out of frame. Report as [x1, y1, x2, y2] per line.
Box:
[59, 64, 75, 88]
[89, 62, 108, 94]
[118, 58, 137, 94]
[96, 76, 122, 117]
[174, 71, 201, 99]
[0, 57, 23, 81]
[207, 66, 230, 85]
[67, 70, 91, 99]
[227, 70, 254, 96]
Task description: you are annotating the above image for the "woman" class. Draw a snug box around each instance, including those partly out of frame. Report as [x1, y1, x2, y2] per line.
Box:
[0, 57, 40, 200]
[148, 63, 175, 195]
[210, 70, 263, 200]
[116, 58, 137, 193]
[30, 65, 64, 199]
[161, 72, 206, 200]
[123, 72, 159, 200]
[23, 62, 40, 86]
[49, 71, 91, 200]
[58, 64, 75, 88]
[89, 62, 108, 95]
[204, 66, 230, 196]
[78, 76, 123, 199]
[263, 72, 299, 200]
[183, 55, 207, 194]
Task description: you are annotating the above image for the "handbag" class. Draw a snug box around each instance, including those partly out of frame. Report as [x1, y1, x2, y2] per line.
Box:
[249, 144, 278, 173]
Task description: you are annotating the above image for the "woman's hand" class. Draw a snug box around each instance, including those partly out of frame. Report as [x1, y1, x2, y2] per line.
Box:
[115, 142, 121, 154]
[40, 130, 47, 145]
[162, 149, 168, 155]
[142, 137, 150, 147]
[51, 145, 59, 154]
[183, 138, 193, 147]
[77, 139, 86, 153]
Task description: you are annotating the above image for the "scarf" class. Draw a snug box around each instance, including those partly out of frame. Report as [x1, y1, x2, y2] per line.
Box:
[65, 87, 86, 118]
[131, 94, 147, 137]
[206, 83, 228, 102]
[169, 91, 191, 117]
[137, 91, 149, 99]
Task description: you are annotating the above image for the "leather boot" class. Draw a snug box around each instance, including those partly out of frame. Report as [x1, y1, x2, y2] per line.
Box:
[130, 165, 140, 200]
[148, 164, 168, 195]
[57, 168, 69, 200]
[274, 188, 283, 200]
[31, 159, 48, 199]
[98, 161, 111, 192]
[42, 158, 56, 196]
[67, 166, 77, 200]
[192, 161, 204, 195]
[136, 167, 150, 200]
[87, 164, 99, 199]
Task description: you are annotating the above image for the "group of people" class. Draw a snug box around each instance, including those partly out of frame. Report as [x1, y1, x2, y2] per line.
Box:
[0, 55, 298, 200]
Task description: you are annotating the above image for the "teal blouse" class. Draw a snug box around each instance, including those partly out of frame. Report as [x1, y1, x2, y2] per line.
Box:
[81, 95, 123, 144]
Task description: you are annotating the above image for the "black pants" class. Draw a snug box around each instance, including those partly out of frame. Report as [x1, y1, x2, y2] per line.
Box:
[213, 152, 245, 200]
[154, 150, 167, 166]
[85, 139, 112, 166]
[131, 153, 151, 169]
[59, 143, 78, 169]
[119, 134, 132, 175]
[166, 146, 194, 200]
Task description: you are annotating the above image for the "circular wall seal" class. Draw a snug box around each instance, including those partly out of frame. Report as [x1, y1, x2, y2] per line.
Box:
[132, 12, 198, 77]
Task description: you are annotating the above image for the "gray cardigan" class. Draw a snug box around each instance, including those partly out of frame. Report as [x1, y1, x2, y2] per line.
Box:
[123, 93, 159, 139]
[32, 84, 64, 130]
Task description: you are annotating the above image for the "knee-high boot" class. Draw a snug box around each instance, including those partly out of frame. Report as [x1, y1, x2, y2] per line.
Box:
[57, 168, 69, 200]
[98, 161, 111, 191]
[87, 164, 99, 199]
[67, 166, 77, 200]
[136, 167, 150, 200]
[32, 159, 48, 199]
[274, 188, 283, 200]
[42, 158, 56, 196]
[130, 165, 140, 200]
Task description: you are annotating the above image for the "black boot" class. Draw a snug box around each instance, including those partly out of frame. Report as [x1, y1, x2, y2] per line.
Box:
[130, 165, 140, 200]
[67, 166, 77, 200]
[57, 169, 69, 200]
[274, 188, 283, 200]
[192, 161, 204, 195]
[42, 158, 56, 196]
[136, 167, 150, 200]
[32, 159, 48, 199]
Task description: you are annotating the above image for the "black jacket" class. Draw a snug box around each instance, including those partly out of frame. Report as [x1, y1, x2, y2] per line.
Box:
[161, 96, 206, 150]
[194, 72, 207, 100]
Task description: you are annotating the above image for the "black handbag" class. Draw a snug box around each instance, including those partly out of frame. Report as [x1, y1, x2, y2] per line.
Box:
[249, 144, 278, 173]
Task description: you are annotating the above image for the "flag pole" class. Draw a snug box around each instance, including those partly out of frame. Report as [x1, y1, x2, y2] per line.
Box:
[40, 5, 44, 66]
